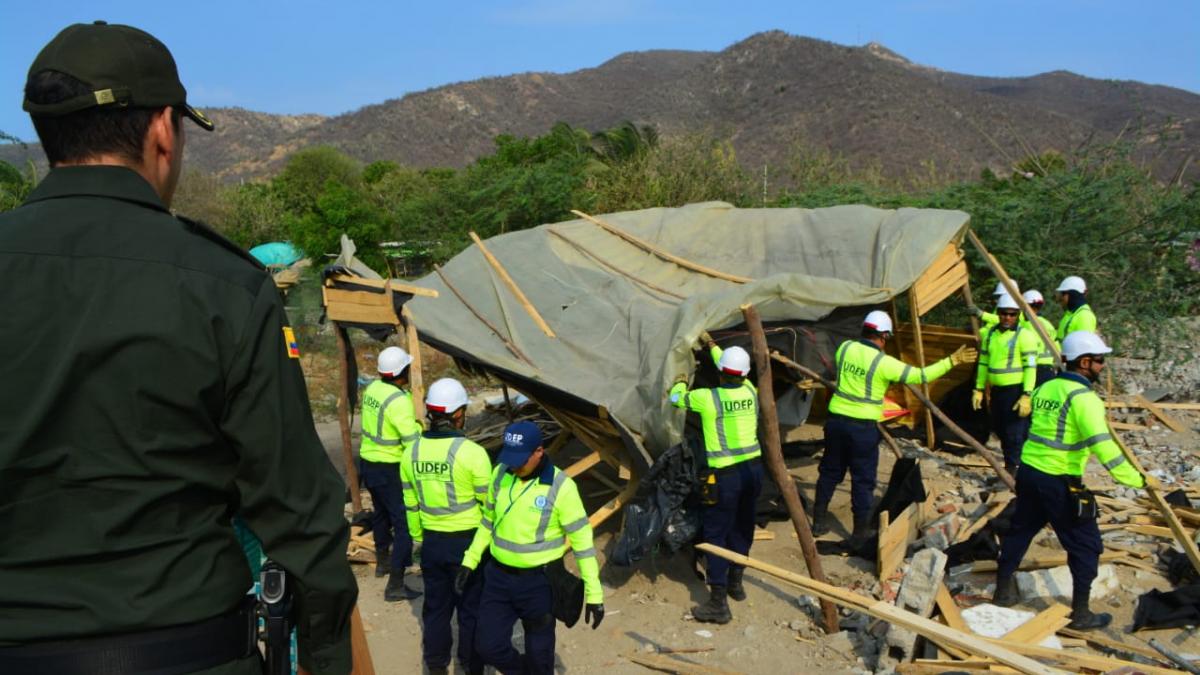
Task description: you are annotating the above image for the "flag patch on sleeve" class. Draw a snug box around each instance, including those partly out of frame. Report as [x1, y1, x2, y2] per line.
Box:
[282, 326, 300, 358]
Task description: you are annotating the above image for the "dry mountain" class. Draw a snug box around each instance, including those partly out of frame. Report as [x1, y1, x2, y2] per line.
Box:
[5, 31, 1198, 182]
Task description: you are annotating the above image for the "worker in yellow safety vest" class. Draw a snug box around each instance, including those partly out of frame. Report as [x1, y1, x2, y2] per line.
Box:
[1055, 275, 1098, 341]
[457, 421, 603, 675]
[993, 332, 1158, 630]
[401, 378, 491, 675]
[971, 289, 1058, 386]
[972, 294, 1040, 474]
[669, 335, 762, 624]
[360, 345, 423, 601]
[814, 311, 976, 543]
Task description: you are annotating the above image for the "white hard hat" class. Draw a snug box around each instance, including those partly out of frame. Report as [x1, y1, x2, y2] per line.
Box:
[863, 310, 894, 334]
[993, 280, 1018, 297]
[1056, 275, 1087, 294]
[425, 378, 469, 413]
[996, 293, 1019, 310]
[1061, 331, 1112, 361]
[717, 346, 752, 376]
[378, 346, 413, 377]
[1022, 289, 1044, 305]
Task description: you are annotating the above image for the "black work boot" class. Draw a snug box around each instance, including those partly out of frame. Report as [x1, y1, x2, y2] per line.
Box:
[846, 515, 873, 548]
[691, 585, 732, 624]
[384, 572, 421, 602]
[727, 568, 747, 602]
[811, 502, 830, 537]
[1067, 593, 1112, 631]
[374, 548, 391, 578]
[992, 574, 1019, 607]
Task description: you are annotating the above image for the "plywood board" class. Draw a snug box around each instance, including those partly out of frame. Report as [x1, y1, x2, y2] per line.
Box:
[878, 503, 918, 580]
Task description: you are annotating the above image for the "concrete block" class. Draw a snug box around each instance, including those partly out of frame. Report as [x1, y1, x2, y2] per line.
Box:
[877, 548, 947, 672]
[1015, 563, 1119, 602]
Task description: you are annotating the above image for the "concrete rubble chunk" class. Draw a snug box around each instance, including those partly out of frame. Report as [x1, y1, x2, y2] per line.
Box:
[875, 547, 947, 673]
[1015, 563, 1118, 602]
[961, 603, 1063, 649]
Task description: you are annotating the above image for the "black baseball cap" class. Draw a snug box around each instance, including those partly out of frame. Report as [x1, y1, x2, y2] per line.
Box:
[23, 21, 214, 131]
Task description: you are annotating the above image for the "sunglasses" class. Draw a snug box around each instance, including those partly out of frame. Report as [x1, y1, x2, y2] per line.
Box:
[997, 311, 1020, 317]
[1087, 355, 1106, 364]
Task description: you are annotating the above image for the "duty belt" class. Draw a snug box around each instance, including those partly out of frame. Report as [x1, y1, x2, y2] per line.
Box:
[492, 558, 550, 576]
[0, 597, 256, 675]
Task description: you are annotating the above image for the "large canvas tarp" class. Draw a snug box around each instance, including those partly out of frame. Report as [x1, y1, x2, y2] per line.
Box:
[407, 202, 969, 455]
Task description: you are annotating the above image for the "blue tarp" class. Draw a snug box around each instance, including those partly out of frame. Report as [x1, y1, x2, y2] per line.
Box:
[249, 242, 303, 267]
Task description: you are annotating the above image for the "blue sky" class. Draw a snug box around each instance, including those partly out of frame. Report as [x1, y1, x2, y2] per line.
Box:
[2, 0, 1198, 141]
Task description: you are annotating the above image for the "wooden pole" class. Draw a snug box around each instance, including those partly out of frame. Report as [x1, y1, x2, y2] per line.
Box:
[742, 304, 839, 633]
[401, 305, 426, 423]
[961, 276, 981, 340]
[696, 543, 1063, 675]
[908, 287, 937, 449]
[349, 605, 376, 674]
[334, 325, 363, 513]
[903, 383, 1016, 491]
[964, 230, 1062, 367]
[768, 351, 902, 460]
[1109, 427, 1200, 575]
[433, 264, 535, 366]
[547, 228, 685, 301]
[571, 209, 752, 284]
[468, 231, 556, 338]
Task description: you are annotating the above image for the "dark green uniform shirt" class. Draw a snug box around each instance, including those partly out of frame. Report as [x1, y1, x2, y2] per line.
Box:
[0, 166, 356, 674]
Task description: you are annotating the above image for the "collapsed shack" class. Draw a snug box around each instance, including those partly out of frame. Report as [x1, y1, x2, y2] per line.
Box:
[355, 202, 982, 531]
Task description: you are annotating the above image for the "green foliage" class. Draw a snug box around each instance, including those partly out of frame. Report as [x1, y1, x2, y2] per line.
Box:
[590, 134, 753, 211]
[0, 131, 35, 212]
[273, 146, 362, 214]
[286, 179, 387, 269]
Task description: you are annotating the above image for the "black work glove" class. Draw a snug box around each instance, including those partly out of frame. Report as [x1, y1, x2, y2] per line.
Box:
[585, 603, 604, 629]
[454, 566, 473, 595]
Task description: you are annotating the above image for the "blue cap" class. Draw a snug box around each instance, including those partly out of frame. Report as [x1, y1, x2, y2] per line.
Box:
[498, 420, 543, 467]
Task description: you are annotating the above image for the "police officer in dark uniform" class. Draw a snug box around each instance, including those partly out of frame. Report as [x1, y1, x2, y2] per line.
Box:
[0, 22, 357, 674]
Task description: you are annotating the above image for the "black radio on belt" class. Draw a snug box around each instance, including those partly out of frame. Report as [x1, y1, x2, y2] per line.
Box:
[1066, 481, 1099, 520]
[259, 561, 293, 675]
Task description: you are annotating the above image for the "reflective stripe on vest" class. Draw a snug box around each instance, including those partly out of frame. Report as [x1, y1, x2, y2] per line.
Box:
[1026, 386, 1113, 452]
[410, 437, 477, 516]
[362, 390, 420, 447]
[986, 325, 1025, 375]
[832, 342, 888, 405]
[707, 387, 761, 460]
[493, 469, 570, 554]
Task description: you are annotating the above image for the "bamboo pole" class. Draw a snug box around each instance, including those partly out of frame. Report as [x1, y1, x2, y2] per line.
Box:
[964, 230, 1062, 367]
[908, 287, 937, 449]
[696, 543, 1063, 675]
[547, 227, 685, 301]
[571, 209, 752, 284]
[903, 383, 1016, 490]
[742, 305, 839, 633]
[468, 231, 556, 338]
[768, 351, 902, 460]
[401, 305, 426, 422]
[334, 325, 363, 512]
[433, 264, 534, 366]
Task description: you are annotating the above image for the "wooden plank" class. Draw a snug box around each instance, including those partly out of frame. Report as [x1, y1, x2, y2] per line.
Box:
[401, 305, 426, 422]
[469, 231, 556, 338]
[1127, 524, 1197, 540]
[1136, 394, 1189, 433]
[955, 498, 1012, 544]
[588, 474, 638, 528]
[878, 503, 917, 580]
[564, 450, 603, 478]
[696, 543, 1063, 675]
[1110, 421, 1149, 431]
[915, 261, 969, 316]
[1056, 627, 1169, 664]
[1107, 401, 1200, 411]
[913, 243, 964, 289]
[325, 286, 402, 325]
[908, 288, 937, 448]
[326, 273, 439, 298]
[571, 209, 752, 284]
[964, 552, 1126, 573]
[432, 264, 534, 366]
[753, 528, 776, 541]
[977, 637, 1183, 675]
[1000, 603, 1071, 645]
[350, 604, 377, 675]
[935, 583, 967, 631]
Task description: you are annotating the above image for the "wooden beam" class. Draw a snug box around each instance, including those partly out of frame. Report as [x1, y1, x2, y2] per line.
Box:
[547, 227, 685, 301]
[878, 503, 917, 580]
[587, 474, 638, 529]
[564, 451, 602, 478]
[909, 287, 937, 448]
[1107, 401, 1200, 411]
[977, 636, 1183, 675]
[334, 326, 362, 513]
[696, 544, 1065, 675]
[954, 497, 1012, 544]
[1056, 627, 1169, 664]
[743, 304, 839, 633]
[571, 209, 752, 284]
[468, 231, 556, 338]
[904, 384, 1015, 490]
[401, 306, 426, 422]
[325, 273, 439, 297]
[1135, 394, 1188, 433]
[999, 603, 1071, 645]
[350, 605, 376, 675]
